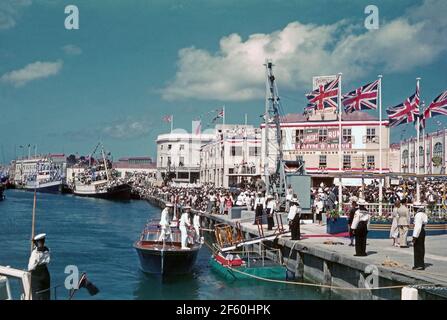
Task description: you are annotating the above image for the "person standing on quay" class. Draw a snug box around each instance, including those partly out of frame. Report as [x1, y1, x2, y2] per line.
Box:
[253, 192, 265, 225]
[348, 196, 358, 247]
[265, 194, 276, 230]
[390, 199, 400, 247]
[351, 198, 370, 257]
[397, 198, 410, 247]
[288, 196, 301, 240]
[412, 202, 428, 270]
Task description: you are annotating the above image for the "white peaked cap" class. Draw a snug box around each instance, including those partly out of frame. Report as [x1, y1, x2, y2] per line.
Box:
[34, 233, 46, 241]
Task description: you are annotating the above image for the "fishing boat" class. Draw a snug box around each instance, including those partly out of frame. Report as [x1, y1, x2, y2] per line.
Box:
[72, 144, 131, 200]
[134, 220, 202, 275]
[23, 160, 63, 194]
[209, 247, 287, 281]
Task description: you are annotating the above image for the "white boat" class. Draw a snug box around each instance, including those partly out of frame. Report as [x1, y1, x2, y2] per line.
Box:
[23, 160, 64, 194]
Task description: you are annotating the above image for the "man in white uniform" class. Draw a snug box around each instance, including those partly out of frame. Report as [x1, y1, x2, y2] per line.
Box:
[412, 202, 428, 270]
[193, 212, 201, 243]
[28, 233, 51, 300]
[179, 205, 192, 249]
[158, 203, 173, 242]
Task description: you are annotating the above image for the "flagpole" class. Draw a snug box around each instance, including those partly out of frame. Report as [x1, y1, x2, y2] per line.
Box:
[378, 75, 383, 216]
[338, 73, 343, 213]
[223, 105, 226, 126]
[171, 115, 174, 133]
[422, 101, 426, 175]
[416, 77, 421, 203]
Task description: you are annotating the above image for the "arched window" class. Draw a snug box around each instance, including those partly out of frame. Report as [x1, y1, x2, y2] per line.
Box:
[434, 142, 443, 157]
[402, 150, 409, 164]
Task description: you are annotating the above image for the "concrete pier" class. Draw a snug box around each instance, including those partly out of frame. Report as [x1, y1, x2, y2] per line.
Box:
[146, 196, 447, 300]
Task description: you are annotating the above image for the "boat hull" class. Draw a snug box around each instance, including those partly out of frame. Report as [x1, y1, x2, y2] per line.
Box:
[134, 242, 200, 275]
[0, 185, 4, 201]
[74, 183, 132, 200]
[23, 181, 61, 194]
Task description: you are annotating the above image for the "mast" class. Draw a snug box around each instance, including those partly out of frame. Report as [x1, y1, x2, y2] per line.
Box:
[264, 60, 286, 198]
[101, 145, 111, 182]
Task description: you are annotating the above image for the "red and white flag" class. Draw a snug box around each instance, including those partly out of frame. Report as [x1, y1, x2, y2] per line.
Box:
[162, 115, 172, 123]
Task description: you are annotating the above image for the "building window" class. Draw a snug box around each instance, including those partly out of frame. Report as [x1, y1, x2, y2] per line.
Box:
[295, 129, 304, 143]
[367, 155, 375, 169]
[319, 155, 327, 168]
[342, 128, 352, 143]
[230, 146, 242, 156]
[366, 128, 376, 143]
[179, 157, 184, 167]
[168, 144, 172, 150]
[343, 155, 351, 169]
[229, 168, 234, 174]
[179, 144, 185, 151]
[160, 157, 163, 166]
[318, 128, 328, 142]
[249, 146, 260, 156]
[434, 142, 443, 157]
[167, 157, 171, 167]
[160, 145, 163, 150]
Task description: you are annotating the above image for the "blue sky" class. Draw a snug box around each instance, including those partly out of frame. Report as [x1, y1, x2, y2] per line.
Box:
[1, 0, 446, 163]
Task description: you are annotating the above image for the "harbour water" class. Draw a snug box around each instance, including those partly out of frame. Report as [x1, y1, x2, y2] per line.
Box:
[0, 190, 341, 300]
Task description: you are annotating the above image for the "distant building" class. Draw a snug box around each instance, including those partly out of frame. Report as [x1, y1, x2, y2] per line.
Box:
[200, 124, 262, 188]
[261, 110, 390, 186]
[12, 154, 66, 186]
[156, 130, 214, 184]
[389, 129, 447, 174]
[113, 157, 157, 177]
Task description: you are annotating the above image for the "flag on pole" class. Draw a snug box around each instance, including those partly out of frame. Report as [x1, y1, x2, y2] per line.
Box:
[424, 89, 447, 119]
[162, 115, 172, 123]
[342, 80, 379, 113]
[212, 108, 224, 123]
[305, 76, 339, 110]
[386, 83, 420, 127]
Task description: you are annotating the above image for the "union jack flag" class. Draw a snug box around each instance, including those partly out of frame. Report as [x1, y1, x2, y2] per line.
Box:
[386, 83, 420, 128]
[162, 115, 172, 123]
[212, 108, 224, 123]
[424, 89, 447, 119]
[342, 80, 378, 113]
[306, 76, 339, 110]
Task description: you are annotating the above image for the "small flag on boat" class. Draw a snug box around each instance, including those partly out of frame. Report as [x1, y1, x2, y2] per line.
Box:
[162, 115, 173, 123]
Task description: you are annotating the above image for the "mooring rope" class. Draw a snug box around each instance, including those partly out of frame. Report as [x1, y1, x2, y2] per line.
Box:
[224, 266, 442, 291]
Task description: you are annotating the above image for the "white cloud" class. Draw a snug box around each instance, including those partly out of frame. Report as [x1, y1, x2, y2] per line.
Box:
[1, 60, 63, 87]
[162, 0, 447, 101]
[0, 0, 32, 30]
[102, 119, 153, 139]
[62, 44, 82, 56]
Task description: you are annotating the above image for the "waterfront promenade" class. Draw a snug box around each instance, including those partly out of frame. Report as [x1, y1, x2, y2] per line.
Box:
[201, 210, 447, 299]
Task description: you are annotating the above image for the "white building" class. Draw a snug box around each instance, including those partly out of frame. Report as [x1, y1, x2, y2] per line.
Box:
[113, 157, 157, 178]
[200, 124, 262, 188]
[261, 110, 390, 186]
[389, 129, 447, 174]
[12, 154, 66, 187]
[156, 130, 214, 184]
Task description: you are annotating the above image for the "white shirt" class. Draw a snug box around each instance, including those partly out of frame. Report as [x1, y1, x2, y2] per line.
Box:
[159, 208, 170, 227]
[351, 209, 370, 230]
[255, 197, 265, 208]
[236, 194, 245, 206]
[28, 248, 50, 271]
[179, 212, 191, 228]
[266, 200, 276, 211]
[413, 211, 428, 238]
[193, 214, 200, 227]
[288, 205, 300, 220]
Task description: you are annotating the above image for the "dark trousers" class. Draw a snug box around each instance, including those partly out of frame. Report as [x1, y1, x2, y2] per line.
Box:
[254, 205, 263, 224]
[31, 265, 51, 300]
[413, 227, 426, 268]
[290, 215, 301, 240]
[354, 221, 368, 256]
[266, 208, 275, 230]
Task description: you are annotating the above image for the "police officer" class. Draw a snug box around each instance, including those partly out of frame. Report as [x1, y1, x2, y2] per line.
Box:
[412, 202, 428, 270]
[288, 197, 301, 240]
[351, 198, 370, 257]
[28, 233, 51, 300]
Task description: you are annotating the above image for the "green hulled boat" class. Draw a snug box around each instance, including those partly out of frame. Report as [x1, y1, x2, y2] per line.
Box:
[209, 251, 288, 281]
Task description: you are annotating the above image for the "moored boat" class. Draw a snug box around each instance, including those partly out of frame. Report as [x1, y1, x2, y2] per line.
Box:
[134, 220, 201, 275]
[0, 184, 5, 201]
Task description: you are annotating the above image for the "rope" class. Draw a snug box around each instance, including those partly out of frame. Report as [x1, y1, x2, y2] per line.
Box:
[225, 266, 441, 291]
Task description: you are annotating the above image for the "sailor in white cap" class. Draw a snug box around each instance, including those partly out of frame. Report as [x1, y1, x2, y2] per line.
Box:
[179, 205, 192, 249]
[412, 202, 428, 270]
[28, 233, 51, 300]
[351, 198, 370, 256]
[158, 203, 173, 242]
[192, 210, 202, 243]
[287, 196, 301, 240]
